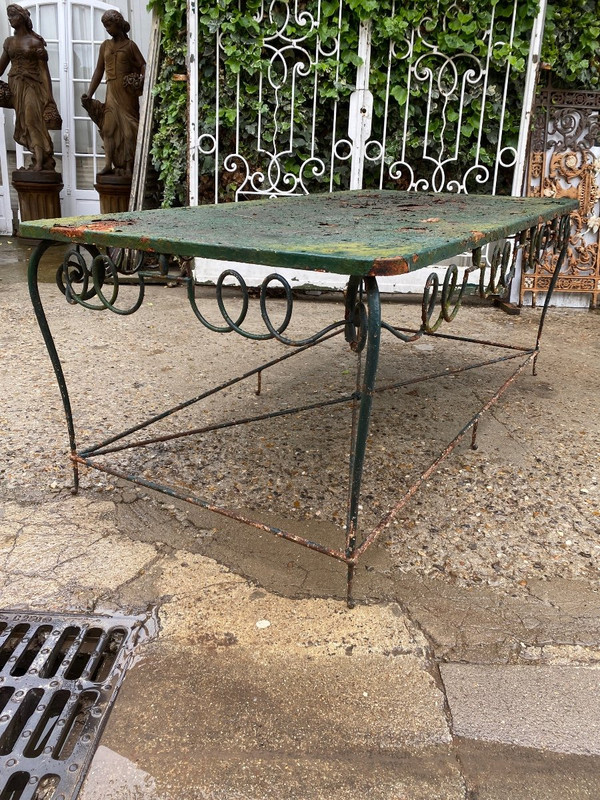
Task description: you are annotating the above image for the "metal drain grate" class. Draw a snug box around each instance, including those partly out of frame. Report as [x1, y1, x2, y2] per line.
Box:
[0, 609, 151, 800]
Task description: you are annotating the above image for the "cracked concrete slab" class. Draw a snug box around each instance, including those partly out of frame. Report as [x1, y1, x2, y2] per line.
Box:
[441, 663, 600, 755]
[0, 498, 160, 608]
[392, 576, 600, 665]
[0, 493, 462, 798]
[113, 489, 600, 665]
[456, 739, 600, 800]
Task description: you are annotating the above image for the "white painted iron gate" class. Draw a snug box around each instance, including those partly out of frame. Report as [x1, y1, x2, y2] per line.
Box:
[188, 0, 547, 291]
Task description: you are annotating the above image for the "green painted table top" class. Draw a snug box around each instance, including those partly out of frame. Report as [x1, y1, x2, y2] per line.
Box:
[20, 191, 577, 277]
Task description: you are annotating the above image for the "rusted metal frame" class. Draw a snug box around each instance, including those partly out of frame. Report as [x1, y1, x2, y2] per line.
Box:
[350, 349, 537, 563]
[28, 240, 80, 494]
[372, 349, 536, 397]
[87, 391, 359, 458]
[81, 328, 345, 457]
[28, 215, 570, 608]
[344, 277, 381, 606]
[532, 213, 571, 370]
[382, 324, 533, 353]
[348, 214, 571, 565]
[73, 456, 351, 564]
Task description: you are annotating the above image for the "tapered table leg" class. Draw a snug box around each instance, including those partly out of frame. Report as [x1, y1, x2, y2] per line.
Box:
[28, 240, 80, 493]
[345, 276, 381, 606]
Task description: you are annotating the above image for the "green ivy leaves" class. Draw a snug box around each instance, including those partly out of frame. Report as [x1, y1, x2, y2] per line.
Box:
[544, 1, 599, 87]
[148, 0, 599, 207]
[146, 0, 188, 207]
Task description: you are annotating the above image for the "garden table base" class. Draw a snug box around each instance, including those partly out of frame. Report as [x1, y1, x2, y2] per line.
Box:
[23, 191, 576, 605]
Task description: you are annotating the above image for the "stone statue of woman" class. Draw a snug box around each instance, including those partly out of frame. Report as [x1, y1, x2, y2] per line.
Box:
[0, 4, 61, 172]
[81, 10, 145, 177]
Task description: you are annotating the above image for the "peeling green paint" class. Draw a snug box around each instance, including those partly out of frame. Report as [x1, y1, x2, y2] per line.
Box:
[19, 191, 578, 277]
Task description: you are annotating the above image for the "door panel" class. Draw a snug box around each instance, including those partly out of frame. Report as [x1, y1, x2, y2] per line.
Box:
[0, 111, 13, 233]
[14, 0, 117, 217]
[67, 1, 119, 214]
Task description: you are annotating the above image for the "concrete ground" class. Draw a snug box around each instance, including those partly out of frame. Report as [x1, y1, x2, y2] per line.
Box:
[1, 238, 599, 798]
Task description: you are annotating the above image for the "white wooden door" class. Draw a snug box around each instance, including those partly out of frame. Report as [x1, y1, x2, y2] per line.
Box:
[66, 0, 120, 215]
[15, 1, 117, 217]
[0, 111, 13, 233]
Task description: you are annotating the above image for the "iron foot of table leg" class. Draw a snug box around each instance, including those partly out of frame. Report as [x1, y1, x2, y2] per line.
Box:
[346, 563, 356, 609]
[470, 420, 479, 450]
[70, 458, 79, 495]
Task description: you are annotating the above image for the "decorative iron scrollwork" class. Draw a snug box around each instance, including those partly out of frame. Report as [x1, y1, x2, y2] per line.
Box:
[56, 244, 105, 309]
[52, 212, 570, 349]
[57, 245, 145, 314]
[524, 77, 600, 307]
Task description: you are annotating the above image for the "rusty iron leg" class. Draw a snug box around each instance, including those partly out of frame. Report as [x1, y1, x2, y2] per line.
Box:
[533, 214, 571, 376]
[345, 277, 381, 607]
[28, 240, 80, 494]
[470, 420, 479, 450]
[70, 453, 80, 495]
[346, 562, 356, 608]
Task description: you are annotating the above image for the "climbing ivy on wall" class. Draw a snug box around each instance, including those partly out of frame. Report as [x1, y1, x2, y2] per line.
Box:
[147, 0, 188, 207]
[146, 0, 599, 208]
[543, 1, 600, 88]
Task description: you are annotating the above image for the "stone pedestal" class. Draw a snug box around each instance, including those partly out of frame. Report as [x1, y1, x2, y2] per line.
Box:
[95, 174, 132, 214]
[12, 170, 62, 221]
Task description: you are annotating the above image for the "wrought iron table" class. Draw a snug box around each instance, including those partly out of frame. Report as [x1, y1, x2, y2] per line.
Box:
[24, 190, 576, 605]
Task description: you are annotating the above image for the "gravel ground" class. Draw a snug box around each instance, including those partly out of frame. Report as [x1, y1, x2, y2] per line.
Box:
[2, 241, 599, 598]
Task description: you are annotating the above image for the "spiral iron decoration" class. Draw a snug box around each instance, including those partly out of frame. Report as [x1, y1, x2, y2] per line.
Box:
[344, 276, 368, 354]
[90, 253, 145, 315]
[380, 221, 567, 343]
[188, 268, 345, 345]
[56, 244, 104, 307]
[56, 245, 146, 315]
[526, 214, 571, 275]
[52, 215, 572, 348]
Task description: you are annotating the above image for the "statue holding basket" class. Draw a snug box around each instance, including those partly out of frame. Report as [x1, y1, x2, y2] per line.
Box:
[81, 10, 145, 177]
[0, 4, 61, 172]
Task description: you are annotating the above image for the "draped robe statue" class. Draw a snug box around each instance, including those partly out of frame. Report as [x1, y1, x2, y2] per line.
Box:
[81, 10, 145, 176]
[0, 4, 61, 172]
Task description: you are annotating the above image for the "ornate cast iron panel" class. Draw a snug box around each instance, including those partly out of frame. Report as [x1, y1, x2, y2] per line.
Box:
[523, 78, 600, 307]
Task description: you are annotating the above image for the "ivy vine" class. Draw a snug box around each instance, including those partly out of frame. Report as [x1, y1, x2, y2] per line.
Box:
[147, 0, 188, 207]
[147, 0, 600, 208]
[543, 1, 600, 88]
